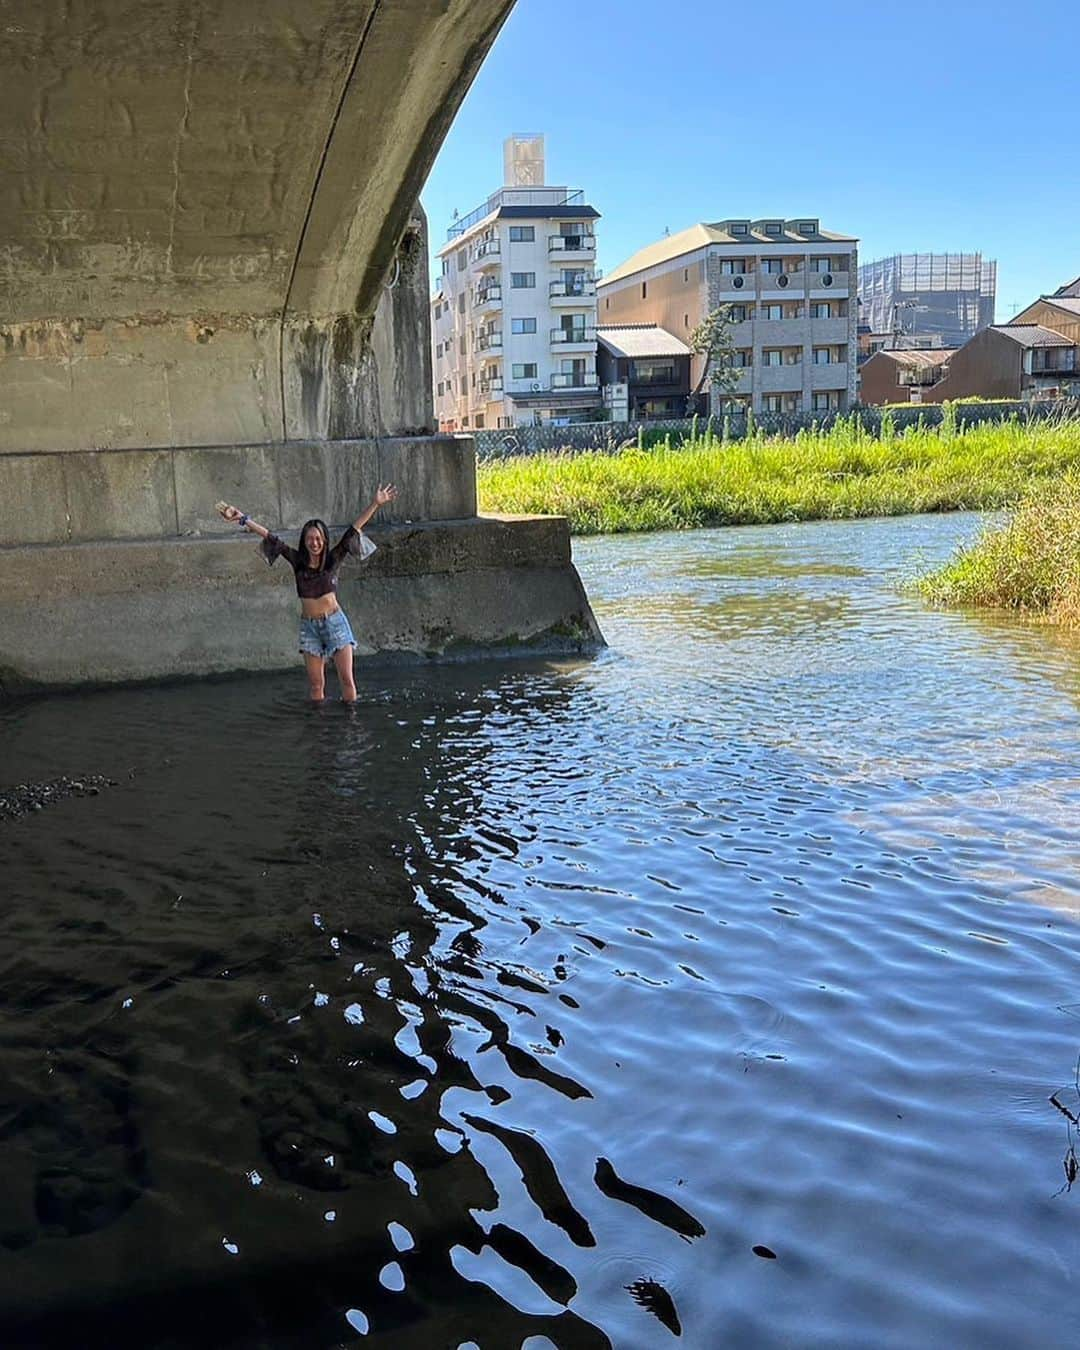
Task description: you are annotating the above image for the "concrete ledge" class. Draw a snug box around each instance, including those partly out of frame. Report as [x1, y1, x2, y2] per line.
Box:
[0, 516, 602, 692]
[0, 435, 477, 547]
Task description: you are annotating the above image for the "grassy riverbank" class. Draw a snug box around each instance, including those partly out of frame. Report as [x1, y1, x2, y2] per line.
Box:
[917, 470, 1080, 624]
[477, 410, 1080, 536]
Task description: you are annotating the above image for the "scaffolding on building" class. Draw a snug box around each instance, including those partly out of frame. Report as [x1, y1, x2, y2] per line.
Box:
[858, 253, 997, 348]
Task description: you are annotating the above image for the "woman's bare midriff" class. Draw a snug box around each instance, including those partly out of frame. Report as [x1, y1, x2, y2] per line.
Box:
[301, 596, 340, 619]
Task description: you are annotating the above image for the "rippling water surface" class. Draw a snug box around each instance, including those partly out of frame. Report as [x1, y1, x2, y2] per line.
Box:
[4, 512, 1080, 1348]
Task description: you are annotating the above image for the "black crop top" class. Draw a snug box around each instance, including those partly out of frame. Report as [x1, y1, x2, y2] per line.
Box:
[261, 526, 376, 599]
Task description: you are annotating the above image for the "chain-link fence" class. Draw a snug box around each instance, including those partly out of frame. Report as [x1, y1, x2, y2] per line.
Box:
[471, 400, 1080, 460]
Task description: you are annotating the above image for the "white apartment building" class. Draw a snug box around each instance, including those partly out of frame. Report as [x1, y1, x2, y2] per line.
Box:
[431, 136, 601, 430]
[597, 219, 858, 415]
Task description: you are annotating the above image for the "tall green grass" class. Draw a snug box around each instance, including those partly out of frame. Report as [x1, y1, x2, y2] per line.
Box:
[477, 410, 1080, 537]
[917, 469, 1080, 624]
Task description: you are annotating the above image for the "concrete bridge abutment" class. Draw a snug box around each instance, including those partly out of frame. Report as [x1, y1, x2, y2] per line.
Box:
[0, 0, 602, 692]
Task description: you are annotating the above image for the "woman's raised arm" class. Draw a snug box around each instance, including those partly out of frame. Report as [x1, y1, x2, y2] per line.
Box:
[351, 483, 398, 533]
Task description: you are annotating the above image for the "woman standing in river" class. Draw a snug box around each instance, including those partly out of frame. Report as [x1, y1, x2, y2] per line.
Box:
[215, 486, 398, 703]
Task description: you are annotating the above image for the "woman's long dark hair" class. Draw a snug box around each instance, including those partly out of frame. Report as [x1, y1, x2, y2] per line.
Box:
[297, 518, 331, 571]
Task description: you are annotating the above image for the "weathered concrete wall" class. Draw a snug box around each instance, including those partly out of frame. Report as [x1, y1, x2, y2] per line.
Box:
[0, 435, 477, 546]
[0, 0, 514, 453]
[0, 517, 602, 692]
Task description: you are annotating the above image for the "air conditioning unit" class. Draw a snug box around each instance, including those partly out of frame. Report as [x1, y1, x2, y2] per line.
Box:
[821, 274, 833, 287]
[777, 274, 789, 288]
[732, 275, 745, 289]
[531, 381, 542, 392]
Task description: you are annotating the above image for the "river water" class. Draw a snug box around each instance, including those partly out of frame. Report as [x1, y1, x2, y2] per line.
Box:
[3, 512, 1080, 1348]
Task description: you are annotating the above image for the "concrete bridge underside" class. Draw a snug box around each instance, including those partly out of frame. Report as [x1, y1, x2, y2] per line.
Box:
[0, 0, 602, 690]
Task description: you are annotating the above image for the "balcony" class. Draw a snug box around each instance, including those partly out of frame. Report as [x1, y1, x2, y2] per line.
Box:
[758, 364, 804, 393]
[550, 326, 597, 346]
[474, 285, 502, 312]
[810, 317, 850, 344]
[550, 279, 596, 303]
[811, 361, 849, 389]
[550, 372, 599, 389]
[716, 272, 753, 294]
[549, 233, 596, 256]
[479, 377, 504, 397]
[477, 329, 503, 351]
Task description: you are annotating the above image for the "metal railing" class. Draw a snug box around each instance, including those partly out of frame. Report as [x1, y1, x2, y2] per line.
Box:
[472, 239, 501, 262]
[477, 330, 503, 350]
[479, 378, 504, 396]
[474, 286, 502, 308]
[550, 327, 596, 344]
[550, 372, 599, 389]
[448, 187, 585, 239]
[549, 234, 596, 252]
[550, 280, 596, 298]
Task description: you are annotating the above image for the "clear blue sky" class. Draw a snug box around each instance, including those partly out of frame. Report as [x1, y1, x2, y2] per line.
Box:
[421, 0, 1079, 320]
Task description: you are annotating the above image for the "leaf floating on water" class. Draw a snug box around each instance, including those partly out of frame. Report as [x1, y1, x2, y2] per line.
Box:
[594, 1157, 706, 1239]
[625, 1277, 682, 1336]
[752, 1244, 778, 1259]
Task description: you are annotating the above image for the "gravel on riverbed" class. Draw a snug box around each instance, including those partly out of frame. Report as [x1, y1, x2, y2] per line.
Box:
[0, 774, 117, 821]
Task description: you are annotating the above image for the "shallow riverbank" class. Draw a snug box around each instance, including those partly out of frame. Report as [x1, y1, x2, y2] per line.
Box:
[478, 411, 1080, 536]
[918, 468, 1080, 626]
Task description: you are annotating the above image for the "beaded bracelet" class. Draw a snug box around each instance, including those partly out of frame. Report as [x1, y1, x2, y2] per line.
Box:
[238, 513, 250, 527]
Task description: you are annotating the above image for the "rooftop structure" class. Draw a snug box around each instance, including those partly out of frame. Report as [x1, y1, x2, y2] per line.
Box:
[858, 252, 996, 349]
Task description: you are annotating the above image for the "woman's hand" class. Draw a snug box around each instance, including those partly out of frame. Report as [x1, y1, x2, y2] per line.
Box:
[216, 501, 242, 522]
[374, 483, 398, 508]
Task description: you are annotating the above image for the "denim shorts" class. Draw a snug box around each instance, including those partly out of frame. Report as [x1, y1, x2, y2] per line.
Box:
[298, 609, 356, 659]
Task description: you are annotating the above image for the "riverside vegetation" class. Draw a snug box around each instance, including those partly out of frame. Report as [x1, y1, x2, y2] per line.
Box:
[477, 406, 1080, 538]
[917, 469, 1080, 625]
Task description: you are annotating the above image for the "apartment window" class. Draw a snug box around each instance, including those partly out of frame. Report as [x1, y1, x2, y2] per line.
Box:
[605, 297, 610, 310]
[684, 268, 689, 283]
[731, 223, 748, 236]
[813, 347, 832, 365]
[811, 302, 832, 319]
[471, 370, 475, 387]
[763, 395, 783, 413]
[458, 293, 466, 314]
[732, 349, 751, 367]
[764, 222, 782, 235]
[437, 381, 444, 397]
[642, 282, 647, 299]
[509, 225, 535, 242]
[459, 335, 466, 356]
[720, 258, 746, 275]
[762, 349, 782, 366]
[763, 259, 784, 274]
[475, 414, 485, 429]
[729, 304, 748, 322]
[799, 221, 817, 235]
[762, 304, 783, 320]
[460, 376, 467, 393]
[462, 416, 469, 427]
[684, 313, 689, 329]
[784, 348, 801, 365]
[442, 257, 450, 275]
[512, 363, 538, 379]
[811, 258, 833, 273]
[511, 272, 535, 288]
[457, 249, 467, 271]
[813, 391, 838, 411]
[511, 317, 537, 334]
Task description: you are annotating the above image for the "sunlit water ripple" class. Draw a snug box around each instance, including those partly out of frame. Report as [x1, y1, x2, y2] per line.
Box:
[2, 511, 1080, 1348]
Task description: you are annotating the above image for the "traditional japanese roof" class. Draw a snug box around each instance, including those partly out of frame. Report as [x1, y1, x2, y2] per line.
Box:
[872, 348, 957, 368]
[991, 324, 1074, 348]
[596, 324, 692, 359]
